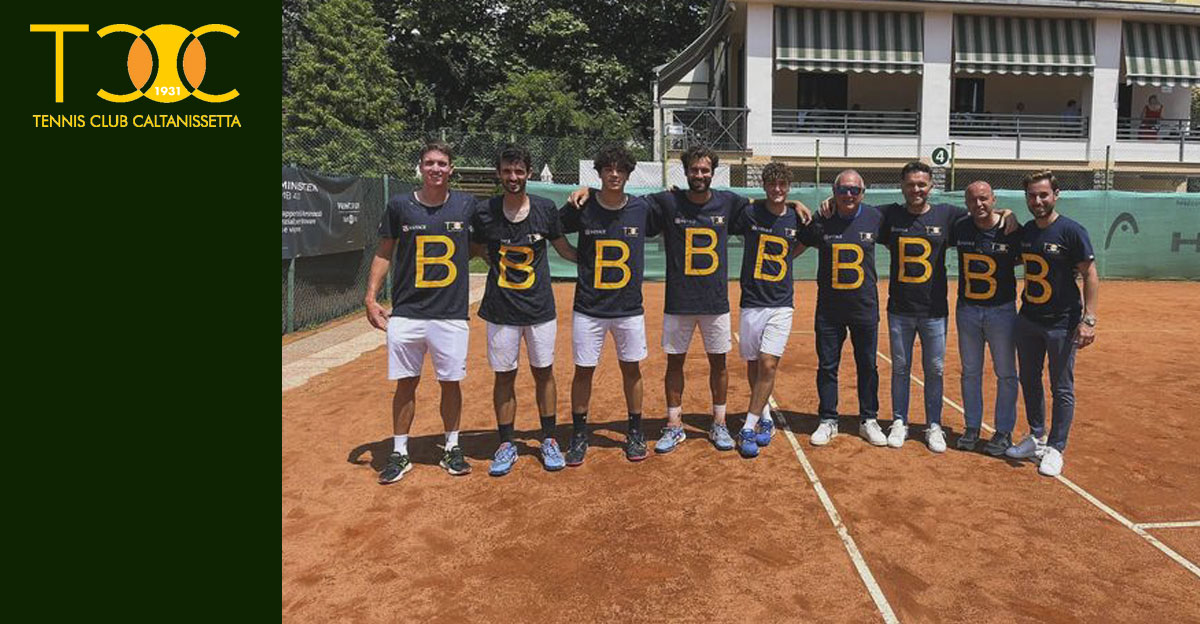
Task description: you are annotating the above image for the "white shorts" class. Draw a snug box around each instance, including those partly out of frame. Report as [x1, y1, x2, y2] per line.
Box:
[387, 317, 469, 381]
[662, 312, 732, 355]
[572, 312, 647, 367]
[486, 319, 557, 372]
[739, 307, 795, 360]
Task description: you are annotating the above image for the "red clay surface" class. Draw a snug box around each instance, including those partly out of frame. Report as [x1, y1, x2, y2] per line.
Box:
[1153, 529, 1200, 574]
[283, 281, 1200, 622]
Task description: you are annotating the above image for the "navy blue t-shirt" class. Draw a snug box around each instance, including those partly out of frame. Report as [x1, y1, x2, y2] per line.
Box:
[880, 202, 967, 318]
[1018, 215, 1095, 328]
[471, 194, 563, 326]
[731, 200, 805, 309]
[801, 204, 884, 324]
[559, 194, 660, 319]
[951, 216, 1021, 306]
[649, 189, 749, 315]
[378, 190, 475, 320]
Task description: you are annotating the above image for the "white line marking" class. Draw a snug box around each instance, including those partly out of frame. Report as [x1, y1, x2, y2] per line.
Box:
[876, 350, 1200, 579]
[1133, 521, 1200, 530]
[735, 331, 899, 623]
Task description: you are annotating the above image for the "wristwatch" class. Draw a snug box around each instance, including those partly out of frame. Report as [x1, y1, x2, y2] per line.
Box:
[1082, 314, 1097, 327]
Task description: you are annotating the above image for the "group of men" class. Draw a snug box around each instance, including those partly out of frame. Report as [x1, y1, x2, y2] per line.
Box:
[364, 141, 1099, 485]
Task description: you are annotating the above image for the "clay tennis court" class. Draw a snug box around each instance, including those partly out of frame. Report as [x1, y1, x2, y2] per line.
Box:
[282, 280, 1200, 622]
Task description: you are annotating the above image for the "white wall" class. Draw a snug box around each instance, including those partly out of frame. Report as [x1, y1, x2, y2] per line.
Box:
[848, 73, 922, 111]
[920, 11, 953, 149]
[963, 74, 1091, 115]
[744, 2, 774, 147]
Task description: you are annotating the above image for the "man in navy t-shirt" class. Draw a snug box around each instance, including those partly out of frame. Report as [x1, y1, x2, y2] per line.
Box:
[1005, 170, 1099, 477]
[365, 141, 477, 483]
[470, 145, 577, 477]
[800, 170, 888, 449]
[559, 145, 661, 465]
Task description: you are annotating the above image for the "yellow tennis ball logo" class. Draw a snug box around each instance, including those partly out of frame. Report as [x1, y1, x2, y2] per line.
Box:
[100, 23, 238, 103]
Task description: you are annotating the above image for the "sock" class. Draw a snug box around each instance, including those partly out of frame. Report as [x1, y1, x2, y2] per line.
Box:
[667, 406, 682, 426]
[628, 412, 643, 433]
[498, 422, 515, 443]
[572, 411, 588, 435]
[445, 430, 459, 449]
[762, 404, 773, 423]
[540, 415, 557, 440]
[713, 404, 727, 423]
[393, 434, 409, 455]
[744, 412, 760, 431]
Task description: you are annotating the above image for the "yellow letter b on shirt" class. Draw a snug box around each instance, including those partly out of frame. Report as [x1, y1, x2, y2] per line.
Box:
[753, 234, 788, 282]
[962, 253, 998, 300]
[594, 240, 631, 290]
[685, 228, 718, 276]
[898, 236, 933, 284]
[415, 235, 457, 288]
[831, 243, 864, 290]
[498, 245, 535, 290]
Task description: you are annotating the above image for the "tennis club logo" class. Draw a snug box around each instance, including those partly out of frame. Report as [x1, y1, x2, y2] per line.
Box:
[444, 221, 464, 232]
[529, 233, 543, 242]
[926, 226, 943, 235]
[711, 215, 726, 226]
[785, 228, 797, 238]
[993, 243, 1009, 253]
[860, 232, 875, 242]
[1044, 243, 1062, 254]
[30, 23, 239, 103]
[623, 226, 639, 237]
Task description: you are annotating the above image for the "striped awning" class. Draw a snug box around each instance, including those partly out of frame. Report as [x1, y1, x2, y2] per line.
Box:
[1123, 22, 1200, 87]
[954, 15, 1094, 76]
[775, 7, 923, 74]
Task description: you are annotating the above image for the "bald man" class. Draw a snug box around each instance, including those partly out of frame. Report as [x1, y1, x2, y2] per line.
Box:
[950, 182, 1022, 455]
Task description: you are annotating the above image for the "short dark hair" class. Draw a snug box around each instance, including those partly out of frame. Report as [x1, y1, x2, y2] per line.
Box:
[1022, 169, 1060, 192]
[681, 145, 719, 170]
[495, 144, 533, 172]
[593, 144, 637, 174]
[419, 140, 453, 163]
[760, 162, 792, 186]
[901, 161, 932, 180]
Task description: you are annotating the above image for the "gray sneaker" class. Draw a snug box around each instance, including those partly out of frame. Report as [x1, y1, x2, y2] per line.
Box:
[655, 425, 686, 453]
[709, 423, 735, 451]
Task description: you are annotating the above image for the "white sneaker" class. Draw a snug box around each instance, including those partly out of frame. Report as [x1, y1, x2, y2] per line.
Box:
[925, 423, 947, 453]
[811, 420, 838, 446]
[1005, 434, 1047, 459]
[859, 419, 887, 446]
[1038, 447, 1064, 476]
[887, 420, 908, 448]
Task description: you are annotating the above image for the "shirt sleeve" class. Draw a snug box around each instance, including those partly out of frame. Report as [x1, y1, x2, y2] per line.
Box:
[469, 200, 489, 244]
[729, 201, 751, 236]
[558, 202, 581, 234]
[377, 195, 403, 238]
[1069, 222, 1096, 263]
[543, 199, 563, 240]
[798, 219, 824, 247]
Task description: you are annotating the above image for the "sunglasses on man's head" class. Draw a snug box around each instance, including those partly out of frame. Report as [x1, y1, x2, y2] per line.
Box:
[834, 185, 863, 196]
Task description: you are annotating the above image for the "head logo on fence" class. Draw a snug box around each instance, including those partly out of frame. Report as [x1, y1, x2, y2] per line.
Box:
[30, 23, 239, 103]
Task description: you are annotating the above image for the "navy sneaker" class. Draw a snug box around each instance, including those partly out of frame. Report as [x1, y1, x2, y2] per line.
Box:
[440, 445, 471, 476]
[565, 431, 588, 466]
[755, 417, 775, 447]
[625, 430, 648, 462]
[488, 442, 518, 476]
[378, 452, 412, 484]
[541, 438, 566, 471]
[739, 429, 760, 458]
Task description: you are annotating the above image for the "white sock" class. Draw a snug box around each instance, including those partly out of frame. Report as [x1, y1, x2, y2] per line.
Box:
[762, 404, 772, 422]
[393, 434, 409, 455]
[445, 430, 459, 449]
[667, 406, 682, 425]
[713, 404, 726, 422]
[744, 412, 760, 431]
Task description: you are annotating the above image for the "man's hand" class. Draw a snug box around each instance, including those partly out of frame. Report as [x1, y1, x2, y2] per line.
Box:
[789, 201, 813, 225]
[819, 196, 835, 218]
[1073, 322, 1095, 349]
[366, 299, 390, 331]
[999, 209, 1020, 234]
[568, 186, 591, 208]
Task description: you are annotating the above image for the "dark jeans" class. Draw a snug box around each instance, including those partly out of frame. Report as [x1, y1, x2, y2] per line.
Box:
[815, 315, 879, 422]
[1015, 314, 1078, 451]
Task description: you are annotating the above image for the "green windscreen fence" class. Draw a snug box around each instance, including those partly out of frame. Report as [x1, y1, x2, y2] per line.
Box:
[527, 183, 1200, 281]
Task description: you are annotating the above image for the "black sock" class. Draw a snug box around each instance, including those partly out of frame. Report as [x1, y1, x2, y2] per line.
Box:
[540, 415, 556, 440]
[498, 422, 515, 443]
[572, 411, 588, 435]
[628, 412, 642, 433]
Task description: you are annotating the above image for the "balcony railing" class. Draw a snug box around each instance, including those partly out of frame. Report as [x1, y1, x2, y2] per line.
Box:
[772, 109, 920, 136]
[663, 106, 748, 152]
[1117, 118, 1198, 143]
[950, 113, 1088, 139]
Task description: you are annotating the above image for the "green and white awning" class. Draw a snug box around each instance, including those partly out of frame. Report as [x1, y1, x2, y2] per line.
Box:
[775, 7, 923, 74]
[1123, 22, 1200, 87]
[954, 15, 1094, 76]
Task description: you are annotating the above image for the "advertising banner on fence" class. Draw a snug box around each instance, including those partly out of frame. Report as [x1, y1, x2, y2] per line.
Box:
[282, 166, 369, 259]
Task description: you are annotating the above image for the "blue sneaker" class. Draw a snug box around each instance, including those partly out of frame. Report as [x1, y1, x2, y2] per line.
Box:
[654, 425, 686, 453]
[755, 417, 775, 447]
[541, 438, 566, 471]
[710, 423, 735, 451]
[739, 429, 760, 457]
[488, 441, 518, 476]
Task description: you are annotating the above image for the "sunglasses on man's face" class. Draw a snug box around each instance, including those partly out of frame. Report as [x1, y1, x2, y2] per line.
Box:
[834, 185, 863, 196]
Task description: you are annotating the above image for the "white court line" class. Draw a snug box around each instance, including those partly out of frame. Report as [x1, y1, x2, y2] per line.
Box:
[1133, 521, 1200, 530]
[735, 332, 899, 623]
[876, 350, 1200, 580]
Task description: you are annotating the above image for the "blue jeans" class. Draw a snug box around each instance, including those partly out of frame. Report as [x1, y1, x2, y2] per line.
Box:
[1015, 314, 1077, 452]
[815, 315, 879, 422]
[956, 302, 1018, 433]
[888, 312, 947, 425]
